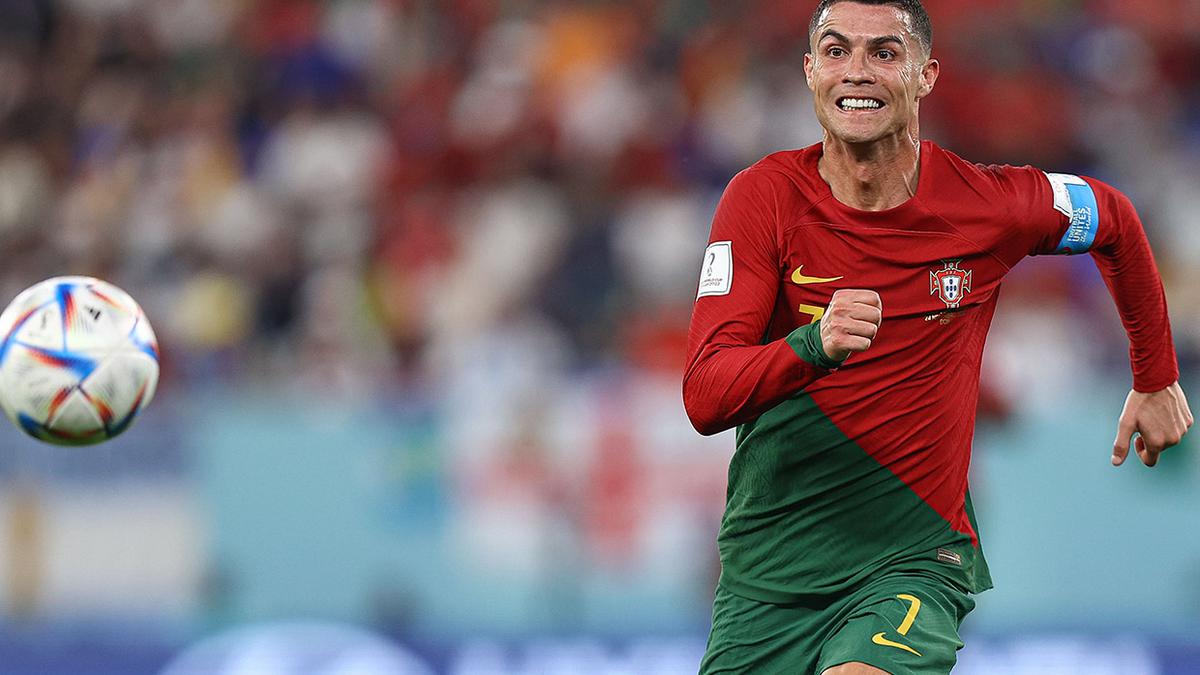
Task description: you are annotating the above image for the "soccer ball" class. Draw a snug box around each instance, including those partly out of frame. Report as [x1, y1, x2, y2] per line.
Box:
[0, 276, 159, 446]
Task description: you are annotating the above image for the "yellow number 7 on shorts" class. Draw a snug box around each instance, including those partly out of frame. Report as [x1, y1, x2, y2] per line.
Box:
[895, 594, 921, 635]
[870, 594, 923, 656]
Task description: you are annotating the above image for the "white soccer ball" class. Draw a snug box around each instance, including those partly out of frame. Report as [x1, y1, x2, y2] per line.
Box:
[0, 276, 159, 446]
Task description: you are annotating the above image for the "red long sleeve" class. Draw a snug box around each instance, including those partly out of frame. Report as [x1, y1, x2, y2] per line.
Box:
[991, 164, 1179, 393]
[682, 168, 835, 436]
[685, 152, 1180, 439]
[1085, 178, 1179, 392]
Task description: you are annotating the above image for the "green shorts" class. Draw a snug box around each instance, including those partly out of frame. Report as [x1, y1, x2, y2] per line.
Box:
[700, 569, 975, 674]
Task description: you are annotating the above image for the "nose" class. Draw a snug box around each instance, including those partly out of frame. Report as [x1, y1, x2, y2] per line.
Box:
[842, 49, 875, 84]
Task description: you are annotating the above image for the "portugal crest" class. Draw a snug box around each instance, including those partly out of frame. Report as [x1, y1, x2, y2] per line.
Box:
[930, 260, 972, 309]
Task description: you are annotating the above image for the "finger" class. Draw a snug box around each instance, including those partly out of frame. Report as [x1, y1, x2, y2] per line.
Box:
[839, 334, 873, 353]
[851, 318, 880, 339]
[826, 325, 874, 352]
[1139, 432, 1167, 455]
[832, 289, 881, 308]
[830, 288, 867, 302]
[847, 304, 883, 326]
[1173, 402, 1189, 440]
[1112, 417, 1135, 466]
[1176, 389, 1193, 428]
[1135, 435, 1160, 467]
[828, 304, 881, 329]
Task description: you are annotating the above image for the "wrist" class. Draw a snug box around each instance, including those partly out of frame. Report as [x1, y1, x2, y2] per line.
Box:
[786, 322, 846, 370]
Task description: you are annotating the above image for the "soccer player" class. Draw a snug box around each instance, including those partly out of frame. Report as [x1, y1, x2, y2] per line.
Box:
[682, 1, 1194, 673]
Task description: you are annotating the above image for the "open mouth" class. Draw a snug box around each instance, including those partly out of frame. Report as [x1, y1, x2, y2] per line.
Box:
[836, 97, 884, 112]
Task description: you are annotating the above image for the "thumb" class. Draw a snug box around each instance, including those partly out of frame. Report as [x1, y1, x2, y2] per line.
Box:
[1112, 416, 1136, 466]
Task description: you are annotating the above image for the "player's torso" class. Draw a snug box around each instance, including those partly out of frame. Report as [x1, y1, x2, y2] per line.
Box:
[769, 203, 1010, 500]
[720, 211, 1006, 598]
[773, 208, 1008, 370]
[715, 149, 1022, 599]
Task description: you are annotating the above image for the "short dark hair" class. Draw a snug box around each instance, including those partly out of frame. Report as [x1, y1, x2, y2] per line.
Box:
[808, 0, 933, 55]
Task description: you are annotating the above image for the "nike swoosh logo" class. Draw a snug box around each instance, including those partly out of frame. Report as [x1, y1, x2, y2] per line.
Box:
[871, 632, 922, 656]
[790, 265, 844, 285]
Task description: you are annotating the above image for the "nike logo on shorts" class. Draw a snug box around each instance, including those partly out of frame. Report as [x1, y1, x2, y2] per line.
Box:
[871, 632, 922, 656]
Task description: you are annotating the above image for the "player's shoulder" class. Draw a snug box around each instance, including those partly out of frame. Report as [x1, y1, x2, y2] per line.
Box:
[747, 144, 821, 182]
[925, 141, 1025, 185]
[923, 141, 1047, 200]
[727, 144, 825, 206]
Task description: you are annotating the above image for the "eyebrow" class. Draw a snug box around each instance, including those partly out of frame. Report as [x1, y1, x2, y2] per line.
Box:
[819, 29, 850, 44]
[870, 35, 905, 48]
[818, 30, 906, 49]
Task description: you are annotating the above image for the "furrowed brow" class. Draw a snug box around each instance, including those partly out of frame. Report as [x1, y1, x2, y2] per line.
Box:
[818, 31, 906, 50]
[869, 35, 905, 49]
[818, 29, 849, 44]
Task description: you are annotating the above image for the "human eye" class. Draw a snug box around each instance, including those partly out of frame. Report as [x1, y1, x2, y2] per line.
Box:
[827, 45, 847, 57]
[875, 48, 896, 61]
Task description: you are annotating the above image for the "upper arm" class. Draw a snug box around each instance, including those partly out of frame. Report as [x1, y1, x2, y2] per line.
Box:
[989, 165, 1075, 256]
[989, 164, 1135, 259]
[688, 169, 784, 351]
[683, 168, 829, 434]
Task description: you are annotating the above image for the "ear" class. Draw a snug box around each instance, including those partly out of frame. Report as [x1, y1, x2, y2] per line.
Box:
[916, 57, 939, 99]
[804, 52, 815, 91]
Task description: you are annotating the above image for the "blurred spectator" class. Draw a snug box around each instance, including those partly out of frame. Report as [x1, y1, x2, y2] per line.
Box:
[0, 0, 1190, 400]
[0, 0, 1195, 648]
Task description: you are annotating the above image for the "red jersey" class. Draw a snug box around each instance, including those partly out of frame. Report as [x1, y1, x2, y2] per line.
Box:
[683, 141, 1178, 602]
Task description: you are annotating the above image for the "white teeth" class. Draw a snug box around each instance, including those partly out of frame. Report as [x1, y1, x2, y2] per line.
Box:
[839, 98, 882, 110]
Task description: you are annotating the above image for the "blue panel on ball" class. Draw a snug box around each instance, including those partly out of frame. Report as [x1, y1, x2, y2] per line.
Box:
[17, 410, 108, 446]
[0, 304, 46, 367]
[126, 317, 160, 362]
[55, 282, 75, 350]
[137, 341, 159, 362]
[22, 345, 98, 380]
[17, 412, 52, 441]
[107, 407, 138, 437]
[105, 383, 149, 437]
[0, 336, 13, 368]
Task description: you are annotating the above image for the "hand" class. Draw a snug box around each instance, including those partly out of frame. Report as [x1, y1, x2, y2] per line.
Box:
[1111, 381, 1194, 467]
[819, 289, 882, 362]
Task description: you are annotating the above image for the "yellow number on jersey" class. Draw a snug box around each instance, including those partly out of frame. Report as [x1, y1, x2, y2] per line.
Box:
[798, 304, 826, 325]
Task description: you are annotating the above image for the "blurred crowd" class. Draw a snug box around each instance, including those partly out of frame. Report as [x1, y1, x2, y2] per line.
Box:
[0, 0, 1196, 398]
[0, 0, 1196, 651]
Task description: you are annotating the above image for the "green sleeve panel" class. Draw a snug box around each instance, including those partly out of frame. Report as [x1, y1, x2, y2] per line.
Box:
[785, 322, 846, 370]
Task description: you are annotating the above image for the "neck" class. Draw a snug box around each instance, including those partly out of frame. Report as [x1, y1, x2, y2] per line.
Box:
[818, 130, 922, 211]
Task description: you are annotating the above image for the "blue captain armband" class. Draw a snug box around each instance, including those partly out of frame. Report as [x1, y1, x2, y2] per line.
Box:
[1045, 172, 1099, 255]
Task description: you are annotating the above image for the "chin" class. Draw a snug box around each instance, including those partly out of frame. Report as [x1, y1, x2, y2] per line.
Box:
[828, 126, 887, 145]
[825, 116, 906, 146]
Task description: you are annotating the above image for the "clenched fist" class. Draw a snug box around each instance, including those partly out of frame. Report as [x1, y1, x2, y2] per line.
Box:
[1111, 381, 1193, 467]
[819, 289, 882, 362]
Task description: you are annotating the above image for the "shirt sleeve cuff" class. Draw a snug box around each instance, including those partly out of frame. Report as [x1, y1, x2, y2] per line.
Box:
[785, 322, 845, 371]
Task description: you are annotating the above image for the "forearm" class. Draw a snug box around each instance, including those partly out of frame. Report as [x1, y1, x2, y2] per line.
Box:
[683, 323, 838, 435]
[1087, 179, 1179, 392]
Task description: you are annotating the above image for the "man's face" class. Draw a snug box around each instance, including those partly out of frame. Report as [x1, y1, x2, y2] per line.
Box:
[804, 2, 938, 145]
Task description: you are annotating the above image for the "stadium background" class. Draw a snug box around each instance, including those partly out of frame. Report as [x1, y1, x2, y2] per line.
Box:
[0, 0, 1196, 672]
